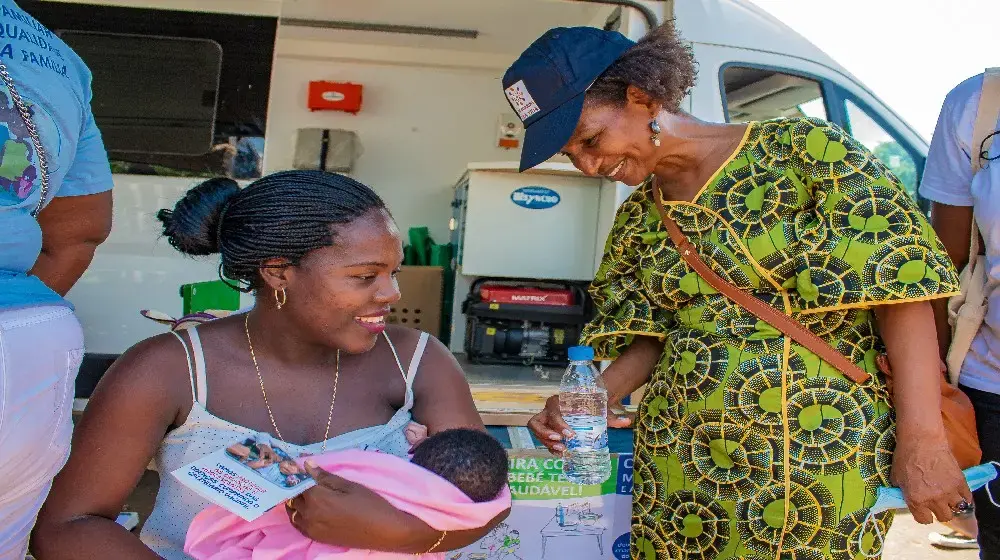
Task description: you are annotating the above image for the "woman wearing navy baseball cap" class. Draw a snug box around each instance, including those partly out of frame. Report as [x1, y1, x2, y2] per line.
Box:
[512, 22, 971, 560]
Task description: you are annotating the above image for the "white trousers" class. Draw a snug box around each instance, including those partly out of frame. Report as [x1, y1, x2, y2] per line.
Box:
[0, 305, 83, 559]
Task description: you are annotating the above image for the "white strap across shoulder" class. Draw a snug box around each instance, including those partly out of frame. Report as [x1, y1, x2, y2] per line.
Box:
[170, 327, 208, 406]
[383, 331, 406, 383]
[403, 332, 430, 410]
[965, 67, 1000, 259]
[170, 330, 197, 404]
[383, 331, 430, 408]
[382, 331, 430, 385]
[188, 328, 208, 405]
[407, 332, 430, 383]
[383, 331, 430, 410]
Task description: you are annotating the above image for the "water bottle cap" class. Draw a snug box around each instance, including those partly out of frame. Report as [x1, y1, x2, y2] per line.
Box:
[567, 346, 594, 361]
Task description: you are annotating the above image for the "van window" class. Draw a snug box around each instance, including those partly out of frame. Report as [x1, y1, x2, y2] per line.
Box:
[722, 66, 827, 122]
[61, 32, 222, 157]
[25, 1, 276, 180]
[844, 99, 919, 199]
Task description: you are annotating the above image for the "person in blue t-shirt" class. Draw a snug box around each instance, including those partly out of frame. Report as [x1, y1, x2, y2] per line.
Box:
[0, 1, 113, 556]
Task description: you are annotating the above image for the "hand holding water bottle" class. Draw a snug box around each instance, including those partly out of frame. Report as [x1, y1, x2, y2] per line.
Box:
[526, 347, 622, 484]
[527, 395, 634, 455]
[528, 337, 663, 457]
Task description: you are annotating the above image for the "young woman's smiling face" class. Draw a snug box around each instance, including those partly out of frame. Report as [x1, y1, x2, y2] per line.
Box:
[267, 208, 404, 354]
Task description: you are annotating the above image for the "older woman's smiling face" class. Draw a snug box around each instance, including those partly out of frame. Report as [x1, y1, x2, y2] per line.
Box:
[559, 89, 661, 187]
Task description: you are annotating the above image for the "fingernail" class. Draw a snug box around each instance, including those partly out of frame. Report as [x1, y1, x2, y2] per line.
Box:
[553, 445, 565, 452]
[305, 460, 317, 469]
[562, 430, 574, 438]
[548, 434, 562, 441]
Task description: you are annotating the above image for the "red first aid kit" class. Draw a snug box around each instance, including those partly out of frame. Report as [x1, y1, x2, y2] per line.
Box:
[479, 285, 574, 306]
[307, 81, 363, 113]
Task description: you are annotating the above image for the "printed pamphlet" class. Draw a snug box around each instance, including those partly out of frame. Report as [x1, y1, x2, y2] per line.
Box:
[172, 432, 315, 522]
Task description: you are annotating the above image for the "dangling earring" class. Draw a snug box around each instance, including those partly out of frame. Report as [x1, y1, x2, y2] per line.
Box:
[274, 288, 287, 310]
[650, 119, 662, 147]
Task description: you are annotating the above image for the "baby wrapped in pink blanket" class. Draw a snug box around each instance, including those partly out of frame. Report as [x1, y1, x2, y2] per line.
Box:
[185, 429, 512, 559]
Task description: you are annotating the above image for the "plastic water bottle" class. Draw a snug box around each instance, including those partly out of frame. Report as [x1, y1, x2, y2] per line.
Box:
[560, 346, 611, 485]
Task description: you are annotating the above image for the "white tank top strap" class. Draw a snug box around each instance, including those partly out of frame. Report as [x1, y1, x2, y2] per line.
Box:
[170, 327, 209, 406]
[406, 332, 430, 384]
[383, 331, 407, 383]
[402, 332, 429, 409]
[169, 330, 198, 405]
[188, 328, 208, 406]
[382, 331, 430, 411]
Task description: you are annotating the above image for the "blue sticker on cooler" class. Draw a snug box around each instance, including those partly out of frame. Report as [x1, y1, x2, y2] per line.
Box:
[510, 186, 560, 209]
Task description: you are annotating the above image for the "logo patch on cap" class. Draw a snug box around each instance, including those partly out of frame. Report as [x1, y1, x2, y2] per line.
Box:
[505, 80, 540, 122]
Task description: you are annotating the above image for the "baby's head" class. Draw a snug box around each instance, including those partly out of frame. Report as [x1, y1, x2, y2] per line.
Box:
[410, 428, 508, 503]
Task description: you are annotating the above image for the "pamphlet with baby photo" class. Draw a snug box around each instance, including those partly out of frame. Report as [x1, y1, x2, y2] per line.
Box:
[171, 433, 315, 522]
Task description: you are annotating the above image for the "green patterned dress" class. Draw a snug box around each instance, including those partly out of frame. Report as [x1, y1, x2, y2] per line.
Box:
[580, 118, 961, 560]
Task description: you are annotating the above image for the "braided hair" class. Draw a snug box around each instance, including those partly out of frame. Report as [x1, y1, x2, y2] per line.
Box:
[157, 170, 387, 291]
[586, 19, 696, 111]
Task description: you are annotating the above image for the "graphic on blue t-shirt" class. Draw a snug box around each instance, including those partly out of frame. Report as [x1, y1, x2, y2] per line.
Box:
[0, 0, 74, 209]
[0, 86, 37, 206]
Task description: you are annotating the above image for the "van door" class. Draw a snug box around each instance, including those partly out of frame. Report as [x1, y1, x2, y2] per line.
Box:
[690, 43, 930, 208]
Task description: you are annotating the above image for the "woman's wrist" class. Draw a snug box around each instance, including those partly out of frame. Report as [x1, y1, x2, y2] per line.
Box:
[424, 530, 448, 554]
[603, 336, 662, 402]
[893, 409, 948, 442]
[380, 508, 440, 553]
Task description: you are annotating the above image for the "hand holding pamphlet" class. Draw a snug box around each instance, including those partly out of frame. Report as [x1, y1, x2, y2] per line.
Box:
[172, 432, 315, 521]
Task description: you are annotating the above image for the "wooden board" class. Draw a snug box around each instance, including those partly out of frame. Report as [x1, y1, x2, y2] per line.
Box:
[470, 384, 550, 426]
[471, 384, 644, 427]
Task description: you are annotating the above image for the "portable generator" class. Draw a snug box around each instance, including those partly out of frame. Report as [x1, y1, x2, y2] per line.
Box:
[462, 279, 592, 366]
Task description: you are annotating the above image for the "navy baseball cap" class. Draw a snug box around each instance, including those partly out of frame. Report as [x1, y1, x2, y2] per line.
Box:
[503, 27, 635, 172]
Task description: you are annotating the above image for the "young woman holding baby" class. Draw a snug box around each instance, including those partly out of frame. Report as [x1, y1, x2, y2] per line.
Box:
[31, 170, 510, 559]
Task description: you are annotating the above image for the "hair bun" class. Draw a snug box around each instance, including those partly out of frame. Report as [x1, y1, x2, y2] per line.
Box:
[157, 177, 240, 256]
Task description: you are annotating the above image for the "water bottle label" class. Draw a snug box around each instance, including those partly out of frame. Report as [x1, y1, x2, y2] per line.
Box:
[594, 428, 608, 450]
[566, 425, 609, 451]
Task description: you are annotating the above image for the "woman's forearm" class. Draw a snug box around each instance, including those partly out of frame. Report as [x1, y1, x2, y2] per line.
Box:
[929, 202, 974, 363]
[295, 464, 511, 554]
[876, 301, 948, 440]
[381, 508, 510, 553]
[603, 335, 665, 405]
[31, 517, 162, 560]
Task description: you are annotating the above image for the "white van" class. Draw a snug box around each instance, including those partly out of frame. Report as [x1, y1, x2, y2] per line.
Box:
[29, 0, 928, 397]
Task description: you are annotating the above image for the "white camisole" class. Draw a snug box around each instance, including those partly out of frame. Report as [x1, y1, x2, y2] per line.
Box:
[139, 326, 429, 559]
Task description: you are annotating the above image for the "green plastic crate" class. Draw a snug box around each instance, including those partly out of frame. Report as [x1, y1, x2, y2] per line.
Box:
[180, 280, 241, 315]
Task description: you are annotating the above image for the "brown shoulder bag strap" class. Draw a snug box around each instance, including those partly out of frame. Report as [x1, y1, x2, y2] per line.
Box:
[652, 191, 871, 384]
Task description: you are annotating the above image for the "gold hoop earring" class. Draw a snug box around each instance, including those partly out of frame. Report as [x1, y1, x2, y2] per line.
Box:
[274, 288, 287, 310]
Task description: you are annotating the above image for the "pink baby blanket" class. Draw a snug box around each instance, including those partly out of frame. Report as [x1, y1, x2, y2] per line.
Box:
[185, 449, 511, 559]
